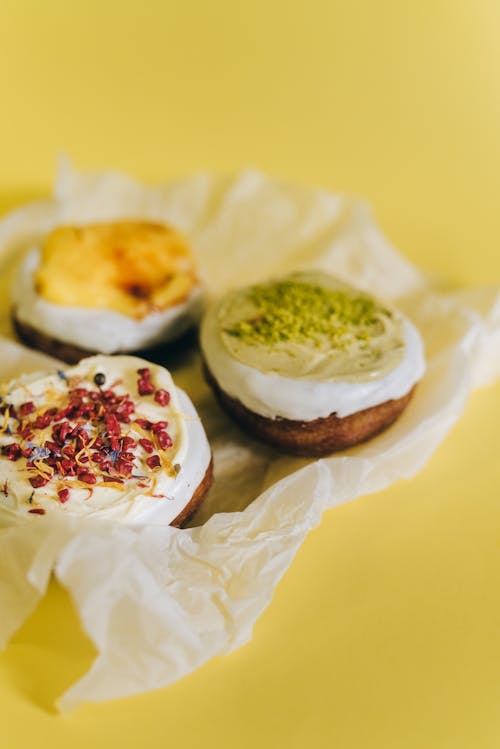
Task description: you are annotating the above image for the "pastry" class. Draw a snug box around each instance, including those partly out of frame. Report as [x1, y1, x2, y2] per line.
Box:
[200, 271, 425, 456]
[0, 355, 212, 526]
[12, 220, 203, 363]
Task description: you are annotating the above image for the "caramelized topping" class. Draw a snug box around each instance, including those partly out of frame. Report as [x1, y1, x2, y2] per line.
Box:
[35, 221, 198, 319]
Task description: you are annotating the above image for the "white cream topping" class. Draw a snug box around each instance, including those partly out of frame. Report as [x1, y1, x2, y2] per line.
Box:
[12, 249, 203, 353]
[0, 355, 211, 526]
[201, 296, 426, 420]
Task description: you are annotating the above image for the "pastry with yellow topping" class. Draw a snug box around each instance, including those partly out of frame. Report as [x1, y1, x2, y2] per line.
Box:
[200, 271, 426, 456]
[12, 220, 203, 363]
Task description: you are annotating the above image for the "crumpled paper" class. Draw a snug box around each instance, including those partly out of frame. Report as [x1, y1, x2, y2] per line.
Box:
[0, 162, 499, 712]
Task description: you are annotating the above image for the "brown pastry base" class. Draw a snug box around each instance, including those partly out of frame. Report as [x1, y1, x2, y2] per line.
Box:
[170, 458, 214, 528]
[12, 312, 197, 366]
[204, 364, 416, 457]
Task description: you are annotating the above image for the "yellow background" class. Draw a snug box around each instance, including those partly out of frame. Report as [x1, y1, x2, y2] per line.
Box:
[1, 1, 500, 747]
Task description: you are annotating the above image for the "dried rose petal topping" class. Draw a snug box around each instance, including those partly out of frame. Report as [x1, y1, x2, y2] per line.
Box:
[19, 402, 35, 417]
[78, 472, 97, 485]
[52, 421, 72, 445]
[58, 487, 70, 503]
[139, 438, 154, 454]
[28, 507, 46, 515]
[60, 458, 77, 476]
[151, 421, 168, 433]
[17, 428, 34, 442]
[105, 413, 120, 436]
[135, 418, 152, 430]
[115, 459, 134, 477]
[120, 451, 135, 462]
[121, 436, 137, 450]
[34, 412, 53, 429]
[156, 431, 173, 450]
[109, 436, 120, 451]
[137, 379, 155, 396]
[29, 476, 48, 488]
[154, 389, 170, 406]
[71, 388, 88, 399]
[146, 455, 161, 469]
[1, 443, 22, 461]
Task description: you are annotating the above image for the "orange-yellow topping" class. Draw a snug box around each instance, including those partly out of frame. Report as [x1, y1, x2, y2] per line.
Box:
[35, 221, 198, 319]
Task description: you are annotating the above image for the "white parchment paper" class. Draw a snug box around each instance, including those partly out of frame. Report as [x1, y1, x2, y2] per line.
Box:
[0, 163, 499, 712]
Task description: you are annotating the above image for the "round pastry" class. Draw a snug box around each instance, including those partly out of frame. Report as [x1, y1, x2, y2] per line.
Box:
[12, 220, 203, 363]
[0, 355, 212, 526]
[200, 271, 426, 456]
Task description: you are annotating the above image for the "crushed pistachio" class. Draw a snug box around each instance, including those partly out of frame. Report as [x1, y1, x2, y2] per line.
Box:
[224, 279, 390, 350]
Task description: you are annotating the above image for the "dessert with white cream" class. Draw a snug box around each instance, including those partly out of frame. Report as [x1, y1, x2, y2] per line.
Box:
[0, 355, 212, 525]
[12, 221, 203, 362]
[201, 271, 425, 455]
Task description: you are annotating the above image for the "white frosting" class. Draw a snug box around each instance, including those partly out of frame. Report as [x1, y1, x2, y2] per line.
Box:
[0, 355, 211, 526]
[201, 304, 426, 420]
[12, 249, 203, 353]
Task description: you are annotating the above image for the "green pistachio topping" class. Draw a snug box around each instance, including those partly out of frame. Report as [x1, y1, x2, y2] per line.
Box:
[217, 272, 405, 383]
[224, 279, 387, 350]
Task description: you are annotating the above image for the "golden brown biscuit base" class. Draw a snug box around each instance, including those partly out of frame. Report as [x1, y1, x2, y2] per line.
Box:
[170, 458, 214, 527]
[12, 312, 197, 365]
[204, 363, 416, 457]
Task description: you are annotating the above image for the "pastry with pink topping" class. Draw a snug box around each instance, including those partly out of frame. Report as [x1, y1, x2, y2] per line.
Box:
[0, 355, 212, 526]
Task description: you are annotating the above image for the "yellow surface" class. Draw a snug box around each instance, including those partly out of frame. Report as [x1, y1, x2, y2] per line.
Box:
[1, 1, 500, 747]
